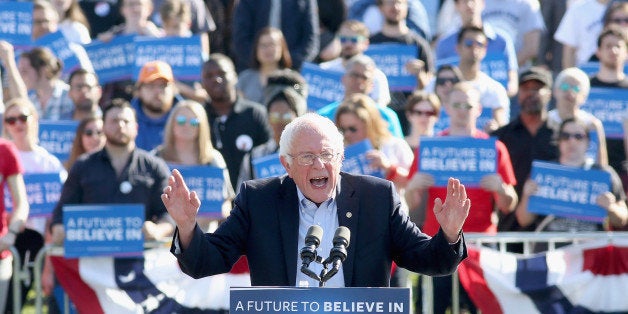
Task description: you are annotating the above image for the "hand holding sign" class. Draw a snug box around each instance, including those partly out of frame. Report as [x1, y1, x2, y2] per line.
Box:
[161, 169, 201, 247]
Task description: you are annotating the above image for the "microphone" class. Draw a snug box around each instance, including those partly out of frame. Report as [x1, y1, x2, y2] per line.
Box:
[322, 226, 350, 282]
[300, 225, 323, 281]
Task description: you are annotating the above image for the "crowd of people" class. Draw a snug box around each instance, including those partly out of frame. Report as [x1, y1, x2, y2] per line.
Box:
[1, 0, 628, 313]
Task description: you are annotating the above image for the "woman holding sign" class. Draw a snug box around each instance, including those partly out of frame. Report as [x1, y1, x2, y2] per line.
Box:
[153, 100, 234, 223]
[516, 118, 628, 232]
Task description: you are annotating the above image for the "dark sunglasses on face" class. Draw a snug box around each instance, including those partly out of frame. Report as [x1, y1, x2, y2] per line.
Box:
[83, 129, 103, 137]
[451, 102, 473, 110]
[558, 131, 587, 141]
[176, 115, 200, 127]
[463, 39, 486, 48]
[436, 77, 460, 85]
[339, 126, 358, 134]
[611, 17, 628, 24]
[269, 112, 295, 124]
[408, 109, 436, 117]
[4, 114, 30, 125]
[338, 35, 364, 44]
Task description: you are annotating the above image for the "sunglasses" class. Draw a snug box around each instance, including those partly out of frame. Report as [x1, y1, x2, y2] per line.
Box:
[339, 126, 358, 134]
[4, 114, 30, 125]
[559, 83, 581, 93]
[176, 115, 200, 127]
[436, 77, 459, 85]
[338, 35, 364, 44]
[463, 39, 486, 48]
[451, 102, 474, 110]
[83, 129, 103, 137]
[408, 109, 436, 117]
[559, 131, 587, 141]
[269, 112, 295, 124]
[611, 17, 628, 24]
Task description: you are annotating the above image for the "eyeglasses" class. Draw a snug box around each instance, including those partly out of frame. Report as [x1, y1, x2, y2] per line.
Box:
[382, 0, 407, 5]
[338, 126, 358, 134]
[436, 77, 459, 85]
[408, 109, 436, 117]
[559, 83, 581, 93]
[176, 115, 200, 127]
[269, 112, 295, 124]
[559, 131, 587, 141]
[611, 17, 628, 24]
[462, 39, 486, 48]
[83, 129, 103, 137]
[450, 102, 474, 110]
[338, 35, 364, 44]
[4, 114, 30, 125]
[288, 151, 339, 166]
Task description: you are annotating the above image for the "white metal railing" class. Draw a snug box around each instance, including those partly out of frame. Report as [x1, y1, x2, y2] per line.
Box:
[21, 232, 628, 314]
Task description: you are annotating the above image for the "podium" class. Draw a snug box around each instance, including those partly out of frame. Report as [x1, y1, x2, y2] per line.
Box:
[230, 287, 410, 313]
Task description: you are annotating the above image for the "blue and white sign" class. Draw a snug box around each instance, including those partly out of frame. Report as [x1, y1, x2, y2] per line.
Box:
[252, 153, 285, 179]
[63, 204, 145, 258]
[38, 120, 78, 163]
[581, 87, 628, 139]
[84, 35, 136, 84]
[134, 35, 204, 81]
[436, 53, 509, 90]
[0, 2, 33, 47]
[419, 137, 496, 186]
[231, 287, 410, 314]
[300, 62, 344, 111]
[4, 173, 64, 216]
[341, 140, 384, 178]
[34, 31, 82, 77]
[528, 161, 611, 222]
[579, 62, 628, 76]
[365, 43, 418, 91]
[174, 165, 225, 217]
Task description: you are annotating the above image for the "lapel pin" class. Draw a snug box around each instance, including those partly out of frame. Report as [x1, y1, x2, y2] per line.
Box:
[346, 212, 352, 218]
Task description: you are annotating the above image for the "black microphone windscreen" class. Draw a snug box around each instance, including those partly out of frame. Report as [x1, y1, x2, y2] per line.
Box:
[333, 226, 350, 247]
[306, 225, 324, 246]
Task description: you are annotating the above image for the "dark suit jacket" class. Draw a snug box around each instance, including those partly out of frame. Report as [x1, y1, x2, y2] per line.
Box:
[171, 172, 467, 286]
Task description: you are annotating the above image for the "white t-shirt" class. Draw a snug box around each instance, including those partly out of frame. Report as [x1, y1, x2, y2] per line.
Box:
[482, 0, 546, 52]
[554, 0, 606, 66]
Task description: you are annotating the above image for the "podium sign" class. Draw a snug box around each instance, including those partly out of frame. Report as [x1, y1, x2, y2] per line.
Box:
[231, 287, 410, 313]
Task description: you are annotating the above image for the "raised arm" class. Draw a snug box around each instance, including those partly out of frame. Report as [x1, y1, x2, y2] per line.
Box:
[161, 169, 201, 249]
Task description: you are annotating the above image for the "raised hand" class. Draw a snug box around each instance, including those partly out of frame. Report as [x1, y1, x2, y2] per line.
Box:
[161, 169, 201, 241]
[433, 178, 470, 243]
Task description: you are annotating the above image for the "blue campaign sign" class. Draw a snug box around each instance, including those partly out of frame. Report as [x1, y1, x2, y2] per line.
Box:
[435, 54, 509, 90]
[579, 62, 628, 76]
[300, 62, 344, 111]
[528, 161, 611, 222]
[63, 204, 145, 258]
[341, 140, 384, 178]
[419, 137, 496, 186]
[0, 2, 33, 47]
[84, 35, 136, 84]
[433, 107, 493, 134]
[4, 173, 64, 217]
[38, 120, 78, 163]
[581, 88, 628, 139]
[34, 31, 81, 76]
[231, 287, 410, 314]
[252, 153, 285, 179]
[364, 43, 418, 91]
[134, 35, 204, 81]
[174, 165, 225, 217]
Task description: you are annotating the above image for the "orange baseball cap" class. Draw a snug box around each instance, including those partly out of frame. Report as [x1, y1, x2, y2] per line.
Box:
[137, 60, 174, 84]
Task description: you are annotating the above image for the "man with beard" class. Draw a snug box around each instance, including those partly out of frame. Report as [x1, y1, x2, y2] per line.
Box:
[492, 67, 558, 232]
[320, 20, 391, 107]
[68, 69, 103, 120]
[202, 53, 272, 190]
[51, 98, 174, 244]
[131, 60, 182, 151]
